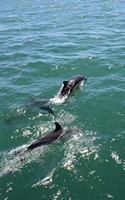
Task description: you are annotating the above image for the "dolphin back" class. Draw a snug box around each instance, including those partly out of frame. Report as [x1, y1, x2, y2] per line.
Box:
[27, 122, 63, 151]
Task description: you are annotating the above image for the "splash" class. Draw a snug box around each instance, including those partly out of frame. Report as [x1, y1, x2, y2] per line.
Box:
[50, 81, 84, 104]
[50, 95, 67, 104]
[61, 129, 100, 171]
[50, 83, 69, 104]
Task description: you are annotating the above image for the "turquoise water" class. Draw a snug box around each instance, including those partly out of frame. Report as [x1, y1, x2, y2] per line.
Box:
[0, 0, 125, 199]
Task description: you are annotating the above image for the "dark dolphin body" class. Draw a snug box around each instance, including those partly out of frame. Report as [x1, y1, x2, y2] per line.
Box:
[15, 122, 80, 163]
[26, 97, 54, 114]
[27, 122, 77, 151]
[57, 75, 87, 99]
[25, 97, 50, 108]
[4, 96, 53, 124]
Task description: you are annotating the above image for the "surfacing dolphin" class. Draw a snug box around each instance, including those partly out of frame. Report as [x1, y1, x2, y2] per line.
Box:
[27, 122, 80, 151]
[56, 75, 87, 99]
[15, 122, 80, 163]
[4, 75, 87, 124]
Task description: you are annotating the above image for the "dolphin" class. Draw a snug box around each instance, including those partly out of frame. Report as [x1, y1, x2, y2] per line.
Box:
[4, 75, 87, 124]
[57, 75, 87, 99]
[4, 96, 53, 124]
[25, 96, 50, 108]
[25, 97, 54, 115]
[14, 122, 80, 163]
[27, 122, 78, 151]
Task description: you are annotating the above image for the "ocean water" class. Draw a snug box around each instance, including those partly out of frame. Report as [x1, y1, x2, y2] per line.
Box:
[0, 0, 125, 199]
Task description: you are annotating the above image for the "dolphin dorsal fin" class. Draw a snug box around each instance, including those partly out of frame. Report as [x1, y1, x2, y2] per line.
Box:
[54, 122, 63, 132]
[63, 81, 68, 87]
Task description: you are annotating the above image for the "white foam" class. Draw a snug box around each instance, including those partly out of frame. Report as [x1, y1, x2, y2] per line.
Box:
[50, 95, 67, 104]
[8, 144, 27, 155]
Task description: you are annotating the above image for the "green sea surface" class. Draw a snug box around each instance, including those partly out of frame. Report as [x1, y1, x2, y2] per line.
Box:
[0, 0, 125, 199]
